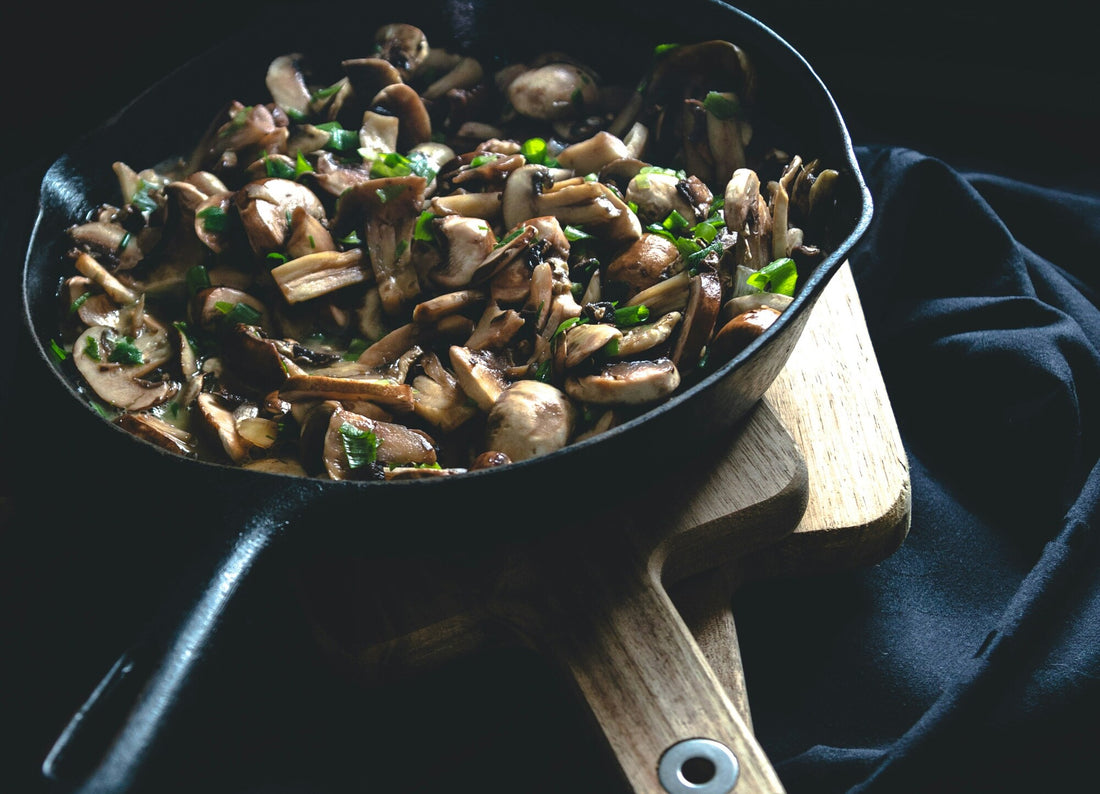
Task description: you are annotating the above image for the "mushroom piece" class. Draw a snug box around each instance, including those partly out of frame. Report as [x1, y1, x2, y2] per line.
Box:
[564, 358, 681, 405]
[334, 175, 427, 316]
[558, 322, 622, 370]
[507, 62, 599, 121]
[420, 55, 485, 102]
[193, 393, 255, 464]
[236, 178, 327, 257]
[535, 179, 642, 244]
[605, 233, 682, 298]
[613, 311, 683, 358]
[370, 83, 432, 152]
[426, 215, 500, 290]
[669, 270, 723, 371]
[555, 131, 631, 176]
[484, 380, 577, 463]
[374, 23, 430, 78]
[448, 345, 511, 412]
[72, 324, 179, 411]
[322, 407, 437, 481]
[625, 170, 712, 227]
[115, 412, 196, 457]
[270, 248, 369, 304]
[266, 53, 314, 119]
[709, 306, 782, 361]
[410, 352, 479, 433]
[501, 164, 555, 230]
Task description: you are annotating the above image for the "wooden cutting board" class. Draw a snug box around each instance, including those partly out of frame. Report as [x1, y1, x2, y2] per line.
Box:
[294, 262, 911, 793]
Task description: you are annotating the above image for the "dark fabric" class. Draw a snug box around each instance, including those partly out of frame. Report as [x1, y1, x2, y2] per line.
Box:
[732, 146, 1100, 792]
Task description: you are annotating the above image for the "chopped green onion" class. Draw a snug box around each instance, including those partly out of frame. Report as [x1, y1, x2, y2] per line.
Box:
[563, 224, 593, 241]
[534, 359, 553, 382]
[520, 137, 558, 167]
[654, 42, 680, 56]
[343, 337, 370, 361]
[316, 121, 359, 154]
[49, 339, 67, 362]
[494, 226, 526, 249]
[267, 252, 288, 264]
[746, 257, 799, 296]
[553, 316, 585, 339]
[703, 91, 741, 120]
[82, 335, 100, 361]
[264, 155, 297, 180]
[68, 293, 90, 314]
[294, 151, 314, 178]
[414, 210, 438, 243]
[638, 165, 686, 179]
[311, 81, 343, 102]
[117, 232, 131, 252]
[185, 265, 211, 297]
[108, 337, 144, 365]
[215, 301, 263, 326]
[130, 179, 159, 214]
[197, 205, 228, 233]
[662, 210, 690, 235]
[340, 230, 362, 246]
[469, 153, 498, 168]
[685, 238, 724, 271]
[339, 422, 380, 469]
[613, 304, 650, 327]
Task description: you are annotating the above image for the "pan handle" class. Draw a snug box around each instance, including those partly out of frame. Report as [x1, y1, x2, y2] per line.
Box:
[513, 534, 786, 794]
[40, 481, 321, 794]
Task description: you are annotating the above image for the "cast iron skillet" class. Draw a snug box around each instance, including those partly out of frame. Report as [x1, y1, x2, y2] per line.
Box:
[24, 1, 872, 791]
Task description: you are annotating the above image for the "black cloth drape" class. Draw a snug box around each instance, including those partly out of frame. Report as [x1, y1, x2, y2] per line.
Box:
[730, 145, 1100, 792]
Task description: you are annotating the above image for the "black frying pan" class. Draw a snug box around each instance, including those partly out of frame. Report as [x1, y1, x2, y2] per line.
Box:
[22, 1, 872, 791]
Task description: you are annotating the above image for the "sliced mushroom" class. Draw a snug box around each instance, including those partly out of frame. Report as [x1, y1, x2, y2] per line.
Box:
[335, 175, 427, 316]
[270, 248, 369, 304]
[278, 373, 416, 412]
[709, 306, 782, 361]
[448, 345, 511, 412]
[558, 322, 622, 370]
[614, 311, 682, 358]
[427, 215, 499, 290]
[605, 233, 682, 297]
[266, 53, 313, 119]
[501, 163, 554, 230]
[420, 55, 484, 101]
[669, 270, 723, 371]
[508, 62, 598, 121]
[193, 393, 254, 464]
[371, 83, 432, 152]
[322, 407, 437, 480]
[465, 301, 526, 351]
[565, 358, 680, 405]
[72, 324, 179, 411]
[374, 23, 430, 78]
[236, 178, 327, 257]
[555, 131, 630, 176]
[485, 380, 576, 463]
[115, 412, 196, 457]
[411, 358, 478, 433]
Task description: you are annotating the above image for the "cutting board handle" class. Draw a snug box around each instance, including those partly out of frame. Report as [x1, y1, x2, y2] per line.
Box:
[522, 534, 786, 794]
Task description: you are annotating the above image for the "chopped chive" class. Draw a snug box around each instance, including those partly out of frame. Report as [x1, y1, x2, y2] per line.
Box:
[107, 337, 144, 365]
[68, 293, 90, 314]
[82, 335, 100, 361]
[746, 257, 799, 296]
[49, 339, 67, 362]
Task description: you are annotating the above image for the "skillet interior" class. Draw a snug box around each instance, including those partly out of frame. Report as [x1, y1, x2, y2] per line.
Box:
[22, 0, 872, 553]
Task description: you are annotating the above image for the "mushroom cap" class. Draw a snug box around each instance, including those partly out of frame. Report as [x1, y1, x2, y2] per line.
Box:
[564, 358, 681, 405]
[485, 380, 577, 463]
[709, 306, 782, 362]
[507, 62, 599, 121]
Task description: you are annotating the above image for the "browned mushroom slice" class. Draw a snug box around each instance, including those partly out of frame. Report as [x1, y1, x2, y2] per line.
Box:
[270, 248, 369, 304]
[555, 131, 630, 176]
[374, 23, 429, 78]
[266, 53, 314, 119]
[606, 233, 682, 297]
[371, 83, 432, 152]
[449, 345, 511, 412]
[236, 178, 327, 257]
[485, 380, 577, 463]
[278, 374, 415, 412]
[426, 216, 499, 290]
[709, 306, 782, 362]
[115, 412, 196, 457]
[192, 286, 270, 336]
[322, 408, 437, 480]
[194, 392, 253, 464]
[719, 293, 793, 326]
[536, 179, 641, 243]
[420, 54, 484, 101]
[68, 221, 147, 271]
[564, 358, 680, 405]
[669, 270, 723, 371]
[613, 311, 682, 358]
[334, 176, 427, 316]
[558, 322, 622, 370]
[355, 323, 422, 369]
[242, 457, 309, 477]
[73, 325, 179, 411]
[193, 191, 235, 253]
[219, 323, 293, 395]
[72, 252, 138, 305]
[501, 164, 555, 230]
[625, 171, 713, 227]
[342, 57, 403, 103]
[625, 271, 692, 315]
[412, 289, 488, 324]
[411, 353, 479, 433]
[465, 301, 526, 351]
[507, 62, 599, 121]
[286, 205, 337, 258]
[429, 191, 504, 223]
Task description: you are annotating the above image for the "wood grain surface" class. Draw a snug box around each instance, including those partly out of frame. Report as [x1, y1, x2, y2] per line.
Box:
[294, 261, 911, 793]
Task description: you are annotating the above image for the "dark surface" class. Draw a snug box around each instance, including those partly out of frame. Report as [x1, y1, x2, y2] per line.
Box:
[4, 2, 1098, 793]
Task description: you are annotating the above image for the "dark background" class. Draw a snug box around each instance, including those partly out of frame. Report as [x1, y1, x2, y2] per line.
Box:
[7, 1, 1095, 190]
[4, 2, 1096, 793]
